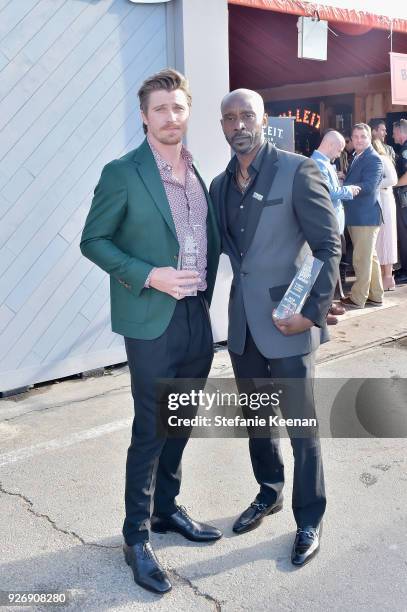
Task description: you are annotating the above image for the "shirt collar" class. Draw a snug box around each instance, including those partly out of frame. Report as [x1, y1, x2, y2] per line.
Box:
[355, 145, 372, 159]
[147, 136, 194, 172]
[226, 140, 267, 176]
[313, 150, 330, 163]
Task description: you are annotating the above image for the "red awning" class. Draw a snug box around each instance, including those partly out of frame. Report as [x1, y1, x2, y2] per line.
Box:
[228, 0, 407, 33]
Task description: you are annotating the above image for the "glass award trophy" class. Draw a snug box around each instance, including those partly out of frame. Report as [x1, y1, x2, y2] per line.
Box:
[273, 254, 324, 320]
[178, 225, 200, 296]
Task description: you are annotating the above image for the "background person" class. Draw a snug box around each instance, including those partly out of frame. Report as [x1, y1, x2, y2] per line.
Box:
[335, 133, 354, 178]
[392, 119, 407, 283]
[311, 130, 361, 321]
[372, 138, 398, 291]
[341, 123, 384, 309]
[369, 118, 396, 166]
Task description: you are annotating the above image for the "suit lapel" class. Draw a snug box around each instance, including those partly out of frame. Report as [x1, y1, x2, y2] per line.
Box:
[243, 143, 278, 255]
[133, 139, 178, 241]
[219, 172, 230, 238]
[346, 155, 357, 178]
[219, 171, 240, 259]
[347, 147, 369, 178]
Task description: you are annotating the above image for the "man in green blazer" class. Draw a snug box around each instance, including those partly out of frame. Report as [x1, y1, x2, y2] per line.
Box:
[80, 69, 221, 594]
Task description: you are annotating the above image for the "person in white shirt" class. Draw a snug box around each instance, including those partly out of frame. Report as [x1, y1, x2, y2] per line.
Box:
[372, 138, 398, 290]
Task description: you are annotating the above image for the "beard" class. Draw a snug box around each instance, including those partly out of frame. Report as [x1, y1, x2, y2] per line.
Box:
[157, 132, 183, 145]
[154, 124, 185, 146]
[228, 130, 262, 155]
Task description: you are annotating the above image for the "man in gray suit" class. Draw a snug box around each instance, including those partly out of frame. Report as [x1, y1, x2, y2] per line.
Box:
[210, 89, 341, 566]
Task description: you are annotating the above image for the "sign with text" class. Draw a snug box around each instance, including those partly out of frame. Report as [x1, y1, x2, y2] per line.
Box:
[263, 116, 295, 152]
[279, 108, 320, 129]
[390, 52, 407, 105]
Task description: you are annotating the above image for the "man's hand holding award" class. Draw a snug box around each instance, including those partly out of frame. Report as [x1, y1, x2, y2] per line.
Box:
[272, 254, 323, 335]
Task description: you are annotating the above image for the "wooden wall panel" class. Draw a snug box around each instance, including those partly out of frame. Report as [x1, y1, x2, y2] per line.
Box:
[0, 0, 168, 391]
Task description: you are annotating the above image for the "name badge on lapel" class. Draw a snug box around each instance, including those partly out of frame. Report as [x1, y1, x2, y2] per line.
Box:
[253, 192, 263, 202]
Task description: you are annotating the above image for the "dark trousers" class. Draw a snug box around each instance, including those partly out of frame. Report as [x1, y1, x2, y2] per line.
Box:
[396, 201, 407, 272]
[123, 294, 213, 545]
[229, 327, 326, 528]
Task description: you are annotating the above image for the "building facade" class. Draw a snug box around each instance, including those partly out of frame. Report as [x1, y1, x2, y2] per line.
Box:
[0, 0, 230, 391]
[1, 0, 406, 391]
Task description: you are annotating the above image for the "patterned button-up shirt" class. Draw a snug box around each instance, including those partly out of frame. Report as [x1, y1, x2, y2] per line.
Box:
[148, 138, 208, 291]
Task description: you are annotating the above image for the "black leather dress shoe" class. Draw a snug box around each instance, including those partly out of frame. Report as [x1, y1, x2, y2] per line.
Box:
[291, 524, 322, 567]
[232, 499, 283, 534]
[151, 505, 222, 542]
[123, 542, 172, 594]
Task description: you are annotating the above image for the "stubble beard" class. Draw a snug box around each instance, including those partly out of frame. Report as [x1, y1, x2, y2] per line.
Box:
[230, 132, 263, 156]
[157, 133, 183, 146]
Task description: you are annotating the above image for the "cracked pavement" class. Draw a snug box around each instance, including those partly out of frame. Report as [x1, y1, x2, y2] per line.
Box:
[1, 294, 407, 610]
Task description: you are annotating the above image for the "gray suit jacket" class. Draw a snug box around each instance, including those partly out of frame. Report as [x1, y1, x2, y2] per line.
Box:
[210, 143, 342, 358]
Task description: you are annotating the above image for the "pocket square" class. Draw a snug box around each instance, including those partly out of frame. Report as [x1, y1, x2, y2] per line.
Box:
[263, 197, 284, 207]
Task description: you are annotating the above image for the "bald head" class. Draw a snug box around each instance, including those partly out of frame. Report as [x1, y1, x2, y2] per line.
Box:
[318, 130, 346, 161]
[220, 88, 267, 156]
[321, 130, 345, 147]
[221, 89, 265, 116]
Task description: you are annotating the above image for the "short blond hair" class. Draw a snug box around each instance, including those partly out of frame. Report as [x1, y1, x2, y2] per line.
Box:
[138, 68, 192, 134]
[352, 123, 371, 138]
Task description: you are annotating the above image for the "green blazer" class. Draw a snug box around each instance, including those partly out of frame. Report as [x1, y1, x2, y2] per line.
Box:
[80, 138, 221, 339]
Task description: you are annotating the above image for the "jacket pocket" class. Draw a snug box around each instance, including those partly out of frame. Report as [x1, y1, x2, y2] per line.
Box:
[263, 197, 284, 207]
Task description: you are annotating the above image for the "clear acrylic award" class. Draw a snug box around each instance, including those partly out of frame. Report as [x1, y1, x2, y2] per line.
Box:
[273, 254, 324, 320]
[178, 225, 200, 296]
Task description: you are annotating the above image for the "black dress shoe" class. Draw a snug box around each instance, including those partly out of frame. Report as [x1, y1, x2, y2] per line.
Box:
[151, 505, 222, 542]
[123, 542, 172, 594]
[291, 524, 322, 567]
[232, 499, 283, 534]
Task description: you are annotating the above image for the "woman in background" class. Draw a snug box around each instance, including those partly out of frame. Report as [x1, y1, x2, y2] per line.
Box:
[372, 138, 398, 290]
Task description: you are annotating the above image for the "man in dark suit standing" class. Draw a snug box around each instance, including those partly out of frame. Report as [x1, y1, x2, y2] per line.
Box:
[341, 123, 384, 309]
[210, 89, 341, 566]
[80, 69, 221, 594]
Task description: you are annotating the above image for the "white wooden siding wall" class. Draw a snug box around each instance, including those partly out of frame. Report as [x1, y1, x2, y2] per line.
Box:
[0, 0, 168, 391]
